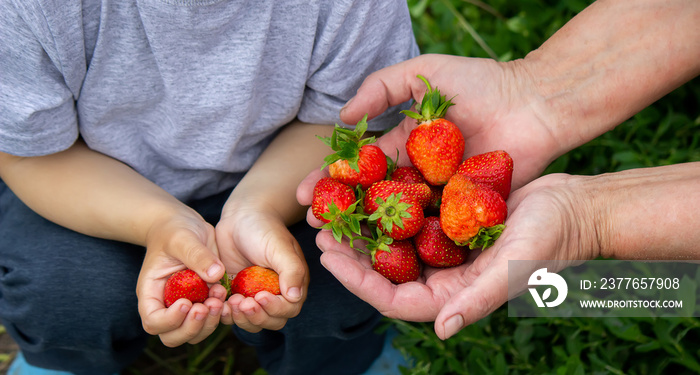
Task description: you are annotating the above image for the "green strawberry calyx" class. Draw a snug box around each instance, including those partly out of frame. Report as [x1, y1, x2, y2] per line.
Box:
[321, 199, 367, 244]
[460, 224, 506, 250]
[400, 75, 455, 123]
[318, 114, 375, 173]
[348, 227, 393, 260]
[220, 272, 232, 299]
[367, 193, 413, 234]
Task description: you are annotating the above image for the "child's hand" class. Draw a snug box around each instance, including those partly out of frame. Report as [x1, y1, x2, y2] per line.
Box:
[215, 198, 309, 333]
[136, 207, 229, 347]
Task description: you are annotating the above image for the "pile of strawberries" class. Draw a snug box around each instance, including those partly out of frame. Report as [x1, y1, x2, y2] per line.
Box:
[312, 75, 513, 284]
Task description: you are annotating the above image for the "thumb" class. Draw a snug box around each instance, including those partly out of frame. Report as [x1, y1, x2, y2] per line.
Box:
[340, 55, 435, 125]
[434, 257, 509, 340]
[296, 167, 328, 206]
[267, 234, 309, 303]
[176, 229, 226, 284]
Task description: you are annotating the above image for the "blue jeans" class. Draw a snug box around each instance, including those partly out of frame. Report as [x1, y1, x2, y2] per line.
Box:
[0, 181, 384, 375]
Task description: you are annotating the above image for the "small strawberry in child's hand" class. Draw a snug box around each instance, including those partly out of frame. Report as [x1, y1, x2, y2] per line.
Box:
[414, 216, 469, 268]
[402, 75, 464, 186]
[369, 237, 421, 284]
[440, 173, 507, 249]
[163, 269, 210, 308]
[319, 114, 388, 190]
[456, 150, 514, 200]
[231, 266, 282, 298]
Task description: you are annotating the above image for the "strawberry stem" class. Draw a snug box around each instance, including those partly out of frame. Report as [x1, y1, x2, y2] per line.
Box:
[318, 114, 375, 172]
[400, 75, 456, 122]
[465, 224, 506, 250]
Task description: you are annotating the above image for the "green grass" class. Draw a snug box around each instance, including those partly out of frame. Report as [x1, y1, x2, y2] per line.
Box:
[2, 0, 698, 374]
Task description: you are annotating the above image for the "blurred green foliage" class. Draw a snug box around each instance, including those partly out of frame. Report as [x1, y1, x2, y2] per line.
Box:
[395, 1, 700, 374]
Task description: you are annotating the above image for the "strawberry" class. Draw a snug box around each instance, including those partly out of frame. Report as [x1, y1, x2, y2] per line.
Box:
[414, 216, 469, 268]
[363, 180, 432, 214]
[402, 75, 464, 186]
[231, 266, 281, 298]
[456, 150, 514, 200]
[369, 238, 421, 284]
[389, 166, 442, 214]
[368, 191, 424, 240]
[390, 166, 427, 184]
[312, 177, 357, 223]
[440, 173, 507, 249]
[319, 114, 388, 190]
[163, 269, 210, 307]
[311, 177, 365, 243]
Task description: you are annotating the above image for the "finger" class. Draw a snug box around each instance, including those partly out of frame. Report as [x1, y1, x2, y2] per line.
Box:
[255, 292, 302, 319]
[139, 297, 190, 336]
[340, 55, 436, 125]
[266, 235, 308, 304]
[296, 167, 329, 206]
[305, 207, 325, 228]
[228, 295, 288, 332]
[171, 229, 225, 284]
[186, 298, 224, 344]
[316, 232, 441, 322]
[433, 256, 509, 340]
[157, 302, 212, 347]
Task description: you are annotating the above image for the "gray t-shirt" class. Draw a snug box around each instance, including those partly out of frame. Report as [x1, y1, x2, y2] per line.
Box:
[0, 0, 419, 201]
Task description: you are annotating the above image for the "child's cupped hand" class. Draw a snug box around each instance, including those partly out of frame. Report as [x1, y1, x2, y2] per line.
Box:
[137, 207, 229, 347]
[215, 199, 309, 333]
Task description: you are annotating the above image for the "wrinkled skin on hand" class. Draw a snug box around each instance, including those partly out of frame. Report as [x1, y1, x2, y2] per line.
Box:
[312, 173, 599, 339]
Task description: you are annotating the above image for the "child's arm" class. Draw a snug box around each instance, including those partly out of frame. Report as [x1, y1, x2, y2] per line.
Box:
[0, 141, 229, 347]
[215, 120, 334, 332]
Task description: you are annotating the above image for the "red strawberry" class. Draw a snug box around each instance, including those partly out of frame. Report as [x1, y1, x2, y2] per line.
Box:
[440, 174, 507, 249]
[402, 75, 464, 186]
[311, 177, 364, 243]
[163, 269, 210, 307]
[312, 177, 357, 223]
[389, 167, 442, 214]
[390, 166, 427, 184]
[414, 216, 469, 268]
[456, 150, 514, 200]
[319, 114, 388, 189]
[368, 192, 424, 240]
[231, 266, 281, 298]
[370, 239, 421, 284]
[363, 180, 432, 214]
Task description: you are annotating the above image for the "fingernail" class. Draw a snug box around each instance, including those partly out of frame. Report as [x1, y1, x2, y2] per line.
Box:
[340, 96, 354, 115]
[207, 263, 222, 278]
[287, 287, 301, 299]
[209, 306, 221, 316]
[180, 304, 189, 313]
[444, 315, 464, 339]
[194, 312, 206, 321]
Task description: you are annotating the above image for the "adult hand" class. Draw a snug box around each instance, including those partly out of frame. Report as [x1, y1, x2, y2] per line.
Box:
[137, 209, 229, 347]
[338, 53, 564, 190]
[314, 173, 599, 339]
[215, 196, 309, 333]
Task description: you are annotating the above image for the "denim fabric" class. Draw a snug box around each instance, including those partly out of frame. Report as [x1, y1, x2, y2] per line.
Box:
[0, 181, 383, 374]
